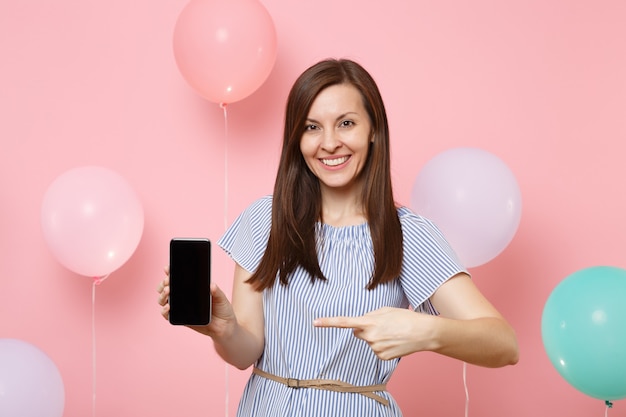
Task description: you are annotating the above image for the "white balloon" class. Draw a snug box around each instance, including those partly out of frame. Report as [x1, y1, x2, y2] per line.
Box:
[0, 339, 65, 417]
[411, 147, 522, 268]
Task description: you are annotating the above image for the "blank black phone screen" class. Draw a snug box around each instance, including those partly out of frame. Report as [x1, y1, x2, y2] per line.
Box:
[169, 238, 211, 325]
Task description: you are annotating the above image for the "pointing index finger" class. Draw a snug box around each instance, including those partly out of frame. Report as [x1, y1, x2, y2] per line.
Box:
[313, 316, 365, 329]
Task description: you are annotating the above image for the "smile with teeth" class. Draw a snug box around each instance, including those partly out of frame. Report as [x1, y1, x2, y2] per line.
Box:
[321, 156, 349, 166]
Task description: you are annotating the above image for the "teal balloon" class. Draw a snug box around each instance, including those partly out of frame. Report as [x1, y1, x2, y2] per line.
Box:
[541, 266, 626, 401]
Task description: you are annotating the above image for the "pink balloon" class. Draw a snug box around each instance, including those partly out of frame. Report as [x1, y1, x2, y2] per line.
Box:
[41, 166, 144, 278]
[410, 148, 522, 268]
[172, 0, 278, 105]
[0, 339, 65, 417]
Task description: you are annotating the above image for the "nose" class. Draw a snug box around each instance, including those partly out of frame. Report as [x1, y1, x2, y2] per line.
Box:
[320, 129, 341, 152]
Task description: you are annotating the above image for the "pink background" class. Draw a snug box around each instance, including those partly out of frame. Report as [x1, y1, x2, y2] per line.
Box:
[1, 0, 625, 416]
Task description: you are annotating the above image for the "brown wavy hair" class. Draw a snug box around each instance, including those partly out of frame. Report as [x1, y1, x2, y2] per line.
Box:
[247, 58, 403, 290]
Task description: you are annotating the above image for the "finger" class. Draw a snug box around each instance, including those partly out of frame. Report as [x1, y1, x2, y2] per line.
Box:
[157, 267, 170, 291]
[157, 268, 170, 291]
[210, 283, 229, 303]
[161, 303, 170, 320]
[313, 316, 365, 329]
[210, 282, 222, 296]
[156, 280, 168, 293]
[157, 286, 170, 306]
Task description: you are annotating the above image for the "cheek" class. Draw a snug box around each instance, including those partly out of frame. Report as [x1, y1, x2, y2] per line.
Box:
[299, 137, 317, 160]
[355, 139, 372, 160]
[354, 144, 373, 173]
[298, 141, 316, 171]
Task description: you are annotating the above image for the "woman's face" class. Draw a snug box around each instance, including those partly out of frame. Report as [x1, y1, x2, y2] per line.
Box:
[300, 83, 372, 196]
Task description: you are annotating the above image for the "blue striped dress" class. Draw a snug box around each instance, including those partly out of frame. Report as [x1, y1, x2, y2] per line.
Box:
[217, 196, 466, 417]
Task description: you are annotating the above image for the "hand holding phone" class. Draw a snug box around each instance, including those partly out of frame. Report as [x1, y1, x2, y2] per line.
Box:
[168, 238, 211, 326]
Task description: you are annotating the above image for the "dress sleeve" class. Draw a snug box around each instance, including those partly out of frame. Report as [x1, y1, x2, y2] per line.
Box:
[217, 196, 272, 273]
[397, 207, 468, 314]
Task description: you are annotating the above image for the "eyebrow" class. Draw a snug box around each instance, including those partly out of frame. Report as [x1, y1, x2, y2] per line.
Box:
[305, 112, 360, 124]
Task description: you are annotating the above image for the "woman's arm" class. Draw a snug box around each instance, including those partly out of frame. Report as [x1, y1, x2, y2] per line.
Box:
[428, 272, 519, 367]
[313, 273, 518, 367]
[211, 264, 265, 369]
[158, 264, 264, 370]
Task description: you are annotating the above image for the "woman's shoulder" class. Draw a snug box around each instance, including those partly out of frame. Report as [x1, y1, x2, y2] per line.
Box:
[219, 195, 273, 272]
[250, 194, 273, 206]
[395, 205, 450, 241]
[242, 195, 273, 216]
[396, 205, 463, 261]
[396, 205, 432, 227]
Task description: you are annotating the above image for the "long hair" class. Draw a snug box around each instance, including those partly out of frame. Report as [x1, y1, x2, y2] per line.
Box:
[247, 58, 403, 290]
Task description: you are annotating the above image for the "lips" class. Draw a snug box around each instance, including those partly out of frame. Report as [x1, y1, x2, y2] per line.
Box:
[321, 156, 349, 166]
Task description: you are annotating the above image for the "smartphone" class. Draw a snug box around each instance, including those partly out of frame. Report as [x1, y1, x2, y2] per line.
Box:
[169, 238, 211, 325]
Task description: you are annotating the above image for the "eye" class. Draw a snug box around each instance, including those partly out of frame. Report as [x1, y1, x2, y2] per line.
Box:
[304, 124, 319, 131]
[339, 120, 355, 128]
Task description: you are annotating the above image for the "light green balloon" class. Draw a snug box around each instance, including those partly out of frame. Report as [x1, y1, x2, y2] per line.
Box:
[542, 266, 626, 401]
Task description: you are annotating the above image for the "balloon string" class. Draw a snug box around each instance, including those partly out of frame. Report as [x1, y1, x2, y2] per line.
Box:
[605, 400, 613, 417]
[221, 102, 229, 232]
[220, 101, 230, 417]
[91, 274, 109, 417]
[463, 362, 469, 417]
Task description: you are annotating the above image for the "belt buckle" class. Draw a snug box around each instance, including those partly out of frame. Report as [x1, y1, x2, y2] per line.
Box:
[286, 378, 300, 388]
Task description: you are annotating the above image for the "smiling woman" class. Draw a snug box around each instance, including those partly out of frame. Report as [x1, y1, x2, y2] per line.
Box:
[300, 84, 373, 205]
[157, 58, 518, 417]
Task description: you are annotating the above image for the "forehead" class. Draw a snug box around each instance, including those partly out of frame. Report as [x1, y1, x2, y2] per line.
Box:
[307, 84, 365, 117]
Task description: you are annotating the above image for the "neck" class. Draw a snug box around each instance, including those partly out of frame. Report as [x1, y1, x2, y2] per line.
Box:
[320, 189, 366, 227]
